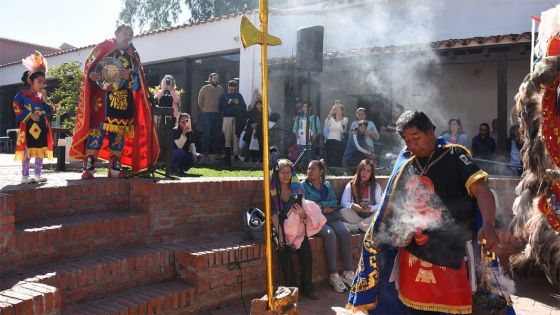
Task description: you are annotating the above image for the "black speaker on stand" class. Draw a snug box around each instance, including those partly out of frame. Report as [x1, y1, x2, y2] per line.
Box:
[296, 25, 324, 73]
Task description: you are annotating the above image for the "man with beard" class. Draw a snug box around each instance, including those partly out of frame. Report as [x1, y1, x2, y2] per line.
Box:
[198, 73, 224, 160]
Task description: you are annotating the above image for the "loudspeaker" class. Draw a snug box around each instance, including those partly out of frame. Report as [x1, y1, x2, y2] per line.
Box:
[296, 25, 324, 72]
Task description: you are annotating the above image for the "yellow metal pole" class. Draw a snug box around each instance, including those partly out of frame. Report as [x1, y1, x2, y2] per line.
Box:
[259, 0, 274, 310]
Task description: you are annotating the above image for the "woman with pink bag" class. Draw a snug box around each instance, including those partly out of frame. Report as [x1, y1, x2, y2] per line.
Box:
[270, 159, 326, 300]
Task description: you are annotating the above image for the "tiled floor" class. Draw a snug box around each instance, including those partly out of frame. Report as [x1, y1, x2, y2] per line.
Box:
[198, 272, 560, 314]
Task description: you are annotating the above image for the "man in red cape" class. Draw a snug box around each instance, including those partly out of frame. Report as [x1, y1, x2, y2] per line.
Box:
[70, 25, 159, 179]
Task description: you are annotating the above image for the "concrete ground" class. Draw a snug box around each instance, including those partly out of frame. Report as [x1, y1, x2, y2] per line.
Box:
[1, 154, 559, 314]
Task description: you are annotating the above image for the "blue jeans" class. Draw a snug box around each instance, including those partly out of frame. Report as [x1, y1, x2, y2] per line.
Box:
[202, 112, 221, 154]
[171, 149, 201, 173]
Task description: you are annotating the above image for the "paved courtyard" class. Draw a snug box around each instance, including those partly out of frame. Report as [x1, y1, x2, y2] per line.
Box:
[0, 154, 559, 314]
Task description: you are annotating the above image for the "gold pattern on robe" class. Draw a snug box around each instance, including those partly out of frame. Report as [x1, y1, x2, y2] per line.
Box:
[118, 55, 129, 68]
[94, 96, 103, 112]
[113, 132, 124, 147]
[33, 107, 45, 116]
[408, 253, 446, 284]
[13, 102, 22, 115]
[17, 130, 25, 145]
[108, 90, 129, 110]
[415, 261, 436, 283]
[29, 123, 41, 139]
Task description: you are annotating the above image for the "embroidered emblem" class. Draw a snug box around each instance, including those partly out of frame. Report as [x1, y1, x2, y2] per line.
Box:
[29, 123, 41, 139]
[415, 261, 437, 284]
[459, 154, 472, 165]
[108, 89, 129, 110]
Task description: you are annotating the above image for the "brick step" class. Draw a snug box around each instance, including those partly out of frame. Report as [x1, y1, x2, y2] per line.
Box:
[0, 282, 60, 315]
[1, 243, 176, 307]
[3, 210, 150, 273]
[12, 180, 129, 223]
[61, 280, 195, 315]
[173, 233, 364, 311]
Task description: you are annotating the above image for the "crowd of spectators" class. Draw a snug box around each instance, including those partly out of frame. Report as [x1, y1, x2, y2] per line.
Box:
[156, 71, 522, 178]
[272, 158, 382, 296]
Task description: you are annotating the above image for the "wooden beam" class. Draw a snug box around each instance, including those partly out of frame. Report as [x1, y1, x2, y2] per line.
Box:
[497, 51, 508, 154]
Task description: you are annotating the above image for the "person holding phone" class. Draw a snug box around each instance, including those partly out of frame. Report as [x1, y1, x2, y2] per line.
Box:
[170, 113, 201, 175]
[340, 159, 383, 232]
[270, 159, 325, 300]
[301, 159, 354, 293]
[324, 101, 348, 167]
[155, 75, 181, 119]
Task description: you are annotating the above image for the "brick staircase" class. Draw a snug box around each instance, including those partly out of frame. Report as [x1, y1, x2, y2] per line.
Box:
[0, 176, 521, 314]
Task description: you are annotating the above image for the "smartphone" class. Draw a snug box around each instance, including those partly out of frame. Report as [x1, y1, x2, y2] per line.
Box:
[292, 193, 303, 206]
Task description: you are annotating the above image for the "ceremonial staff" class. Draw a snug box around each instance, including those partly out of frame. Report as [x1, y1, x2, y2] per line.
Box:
[240, 1, 282, 310]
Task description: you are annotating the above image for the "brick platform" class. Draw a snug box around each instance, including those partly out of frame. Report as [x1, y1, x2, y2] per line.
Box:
[0, 175, 532, 314]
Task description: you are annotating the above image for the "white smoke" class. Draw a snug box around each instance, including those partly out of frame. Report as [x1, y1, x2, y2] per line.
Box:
[268, 0, 452, 153]
[384, 183, 458, 246]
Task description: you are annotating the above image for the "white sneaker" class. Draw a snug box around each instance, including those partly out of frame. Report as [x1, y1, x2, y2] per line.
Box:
[346, 223, 360, 234]
[341, 270, 355, 288]
[34, 175, 47, 183]
[21, 176, 36, 184]
[329, 273, 347, 293]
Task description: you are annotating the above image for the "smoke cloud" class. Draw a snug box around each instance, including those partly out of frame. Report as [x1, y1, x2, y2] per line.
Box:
[268, 0, 453, 155]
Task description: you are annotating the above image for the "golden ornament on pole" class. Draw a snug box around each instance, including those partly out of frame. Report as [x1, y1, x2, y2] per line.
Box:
[240, 1, 296, 313]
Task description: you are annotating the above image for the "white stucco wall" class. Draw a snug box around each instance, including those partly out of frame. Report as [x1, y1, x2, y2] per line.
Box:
[0, 0, 552, 124]
[0, 49, 91, 86]
[0, 16, 244, 87]
[2, 0, 551, 87]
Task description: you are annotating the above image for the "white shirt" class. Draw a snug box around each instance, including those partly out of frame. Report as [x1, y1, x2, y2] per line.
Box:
[325, 117, 348, 141]
[341, 182, 384, 212]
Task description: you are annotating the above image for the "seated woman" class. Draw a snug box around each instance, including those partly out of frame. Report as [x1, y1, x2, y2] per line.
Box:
[301, 159, 355, 293]
[171, 113, 201, 175]
[271, 159, 325, 300]
[340, 159, 383, 232]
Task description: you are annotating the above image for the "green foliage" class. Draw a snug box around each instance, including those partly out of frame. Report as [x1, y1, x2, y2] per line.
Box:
[185, 0, 258, 23]
[119, 0, 184, 33]
[118, 0, 260, 32]
[48, 61, 83, 132]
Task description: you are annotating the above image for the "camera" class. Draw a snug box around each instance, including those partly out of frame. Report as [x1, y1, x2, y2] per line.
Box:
[165, 79, 171, 86]
[292, 193, 303, 206]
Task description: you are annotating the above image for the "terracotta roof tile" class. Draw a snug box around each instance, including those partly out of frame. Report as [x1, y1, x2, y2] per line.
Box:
[270, 32, 532, 65]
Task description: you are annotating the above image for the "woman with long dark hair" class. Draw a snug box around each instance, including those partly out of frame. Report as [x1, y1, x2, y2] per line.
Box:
[302, 159, 355, 293]
[440, 118, 469, 147]
[241, 99, 264, 161]
[270, 159, 325, 300]
[340, 159, 384, 232]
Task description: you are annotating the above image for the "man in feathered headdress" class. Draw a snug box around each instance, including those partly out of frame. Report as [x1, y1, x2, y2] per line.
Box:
[70, 24, 159, 179]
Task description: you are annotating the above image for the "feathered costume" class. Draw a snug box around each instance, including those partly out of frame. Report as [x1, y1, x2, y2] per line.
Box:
[509, 6, 560, 289]
[12, 52, 55, 161]
[70, 39, 159, 172]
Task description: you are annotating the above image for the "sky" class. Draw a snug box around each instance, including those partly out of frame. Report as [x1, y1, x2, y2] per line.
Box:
[0, 0, 125, 48]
